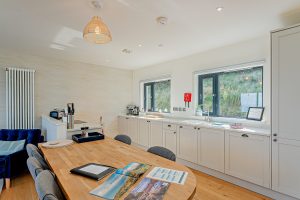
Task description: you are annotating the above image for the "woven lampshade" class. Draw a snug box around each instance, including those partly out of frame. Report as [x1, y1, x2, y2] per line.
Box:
[83, 16, 112, 44]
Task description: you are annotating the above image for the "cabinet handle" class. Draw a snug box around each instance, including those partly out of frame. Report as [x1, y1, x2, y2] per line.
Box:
[126, 117, 129, 119]
[168, 125, 171, 127]
[273, 133, 277, 137]
[198, 128, 200, 130]
[174, 132, 176, 134]
[241, 134, 249, 138]
[179, 126, 183, 128]
[273, 139, 277, 142]
[194, 127, 197, 129]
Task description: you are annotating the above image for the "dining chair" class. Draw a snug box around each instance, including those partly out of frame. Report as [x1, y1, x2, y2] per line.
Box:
[114, 135, 132, 145]
[35, 170, 64, 200]
[27, 157, 44, 180]
[26, 144, 49, 170]
[147, 146, 176, 161]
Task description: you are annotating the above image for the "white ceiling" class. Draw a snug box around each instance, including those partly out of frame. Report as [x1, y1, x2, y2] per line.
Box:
[1, 0, 300, 70]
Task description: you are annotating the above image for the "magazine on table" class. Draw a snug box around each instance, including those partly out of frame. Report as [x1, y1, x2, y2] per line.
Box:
[90, 162, 150, 200]
[146, 167, 188, 185]
[124, 178, 170, 200]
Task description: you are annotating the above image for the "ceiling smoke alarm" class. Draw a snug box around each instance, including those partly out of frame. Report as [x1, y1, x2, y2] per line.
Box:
[156, 16, 168, 25]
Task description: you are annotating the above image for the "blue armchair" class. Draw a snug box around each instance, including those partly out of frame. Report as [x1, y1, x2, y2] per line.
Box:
[0, 129, 44, 188]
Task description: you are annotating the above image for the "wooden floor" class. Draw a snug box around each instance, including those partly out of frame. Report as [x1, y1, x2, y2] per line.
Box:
[0, 169, 270, 200]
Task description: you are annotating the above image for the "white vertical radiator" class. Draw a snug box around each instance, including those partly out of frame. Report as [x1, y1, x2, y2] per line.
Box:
[6, 68, 35, 129]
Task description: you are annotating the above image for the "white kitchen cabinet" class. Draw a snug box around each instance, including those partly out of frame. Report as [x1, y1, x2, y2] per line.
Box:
[118, 116, 138, 143]
[225, 131, 270, 188]
[271, 25, 300, 198]
[128, 118, 138, 143]
[138, 119, 150, 148]
[118, 116, 128, 135]
[149, 120, 163, 147]
[198, 128, 225, 173]
[272, 138, 300, 198]
[163, 123, 177, 155]
[177, 125, 198, 163]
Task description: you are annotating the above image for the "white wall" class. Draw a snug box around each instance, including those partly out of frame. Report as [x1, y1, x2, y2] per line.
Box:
[133, 36, 271, 124]
[0, 50, 133, 136]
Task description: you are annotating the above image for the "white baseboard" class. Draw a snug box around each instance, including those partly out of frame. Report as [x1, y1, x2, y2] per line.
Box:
[176, 158, 299, 200]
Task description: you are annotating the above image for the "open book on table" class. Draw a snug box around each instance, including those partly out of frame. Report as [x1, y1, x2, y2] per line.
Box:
[90, 162, 150, 200]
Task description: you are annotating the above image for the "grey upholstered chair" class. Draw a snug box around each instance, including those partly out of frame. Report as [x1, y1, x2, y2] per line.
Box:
[35, 170, 64, 200]
[26, 144, 49, 170]
[114, 135, 132, 145]
[147, 146, 176, 161]
[27, 157, 44, 180]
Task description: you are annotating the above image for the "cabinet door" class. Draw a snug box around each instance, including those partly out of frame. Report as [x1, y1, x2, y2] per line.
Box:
[198, 128, 224, 173]
[149, 120, 163, 147]
[272, 26, 300, 141]
[118, 116, 128, 135]
[272, 138, 300, 198]
[164, 129, 177, 155]
[225, 131, 270, 188]
[128, 118, 138, 143]
[177, 125, 198, 163]
[138, 119, 150, 148]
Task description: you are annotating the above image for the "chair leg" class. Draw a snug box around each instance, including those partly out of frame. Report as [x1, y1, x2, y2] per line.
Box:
[5, 178, 10, 189]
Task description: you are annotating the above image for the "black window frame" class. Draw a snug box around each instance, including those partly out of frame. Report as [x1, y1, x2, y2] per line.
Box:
[144, 79, 171, 113]
[198, 66, 263, 118]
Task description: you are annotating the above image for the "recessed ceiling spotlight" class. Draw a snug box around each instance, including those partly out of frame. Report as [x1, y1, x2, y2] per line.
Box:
[216, 7, 224, 12]
[138, 44, 142, 47]
[122, 49, 132, 54]
[156, 16, 168, 25]
[90, 0, 103, 9]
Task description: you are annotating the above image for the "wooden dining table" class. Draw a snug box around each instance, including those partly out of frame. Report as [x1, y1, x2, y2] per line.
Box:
[39, 137, 196, 200]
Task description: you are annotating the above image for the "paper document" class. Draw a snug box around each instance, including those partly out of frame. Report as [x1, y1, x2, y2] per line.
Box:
[146, 167, 188, 185]
[80, 164, 109, 175]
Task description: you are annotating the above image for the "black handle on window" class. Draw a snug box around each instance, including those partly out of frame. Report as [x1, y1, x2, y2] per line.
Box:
[179, 126, 183, 128]
[241, 134, 249, 138]
[168, 125, 171, 127]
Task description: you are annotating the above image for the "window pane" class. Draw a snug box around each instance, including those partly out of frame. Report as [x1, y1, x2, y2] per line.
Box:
[202, 77, 214, 113]
[145, 85, 152, 112]
[154, 80, 171, 112]
[219, 67, 263, 118]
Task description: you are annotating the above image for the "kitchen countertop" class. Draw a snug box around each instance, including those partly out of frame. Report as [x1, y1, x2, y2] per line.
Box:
[119, 114, 270, 136]
[42, 115, 102, 132]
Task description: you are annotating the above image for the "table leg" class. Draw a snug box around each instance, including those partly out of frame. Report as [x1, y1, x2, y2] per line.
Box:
[5, 178, 10, 189]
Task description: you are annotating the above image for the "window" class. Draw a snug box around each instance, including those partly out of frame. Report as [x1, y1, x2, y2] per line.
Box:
[198, 66, 263, 118]
[144, 80, 171, 113]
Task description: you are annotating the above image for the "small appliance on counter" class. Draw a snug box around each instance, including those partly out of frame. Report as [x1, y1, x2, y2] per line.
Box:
[49, 109, 65, 120]
[127, 105, 140, 116]
[67, 103, 75, 129]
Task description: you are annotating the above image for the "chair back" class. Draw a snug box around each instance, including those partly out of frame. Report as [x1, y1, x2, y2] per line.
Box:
[147, 146, 176, 161]
[114, 135, 132, 145]
[27, 157, 44, 180]
[35, 170, 64, 200]
[26, 144, 49, 170]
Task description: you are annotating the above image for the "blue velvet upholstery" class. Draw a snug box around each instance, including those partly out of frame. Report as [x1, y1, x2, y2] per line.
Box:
[0, 129, 43, 180]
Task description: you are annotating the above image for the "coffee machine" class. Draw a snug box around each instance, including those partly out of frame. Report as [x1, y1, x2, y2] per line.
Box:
[127, 105, 140, 116]
[67, 103, 75, 129]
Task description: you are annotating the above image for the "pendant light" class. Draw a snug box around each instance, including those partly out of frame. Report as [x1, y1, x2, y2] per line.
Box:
[83, 1, 112, 44]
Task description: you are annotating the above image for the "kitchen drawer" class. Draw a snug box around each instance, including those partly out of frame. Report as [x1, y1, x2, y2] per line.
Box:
[163, 123, 177, 131]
